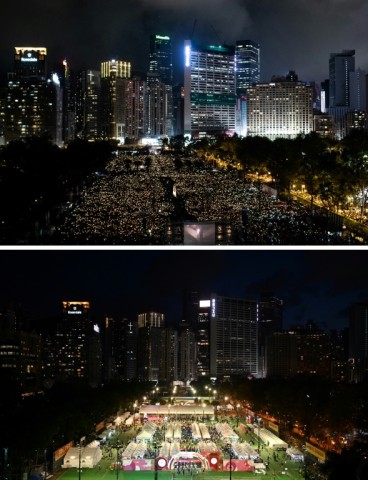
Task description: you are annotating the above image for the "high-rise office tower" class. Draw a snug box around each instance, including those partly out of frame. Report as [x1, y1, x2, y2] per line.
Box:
[56, 301, 91, 381]
[178, 290, 199, 382]
[321, 79, 330, 113]
[210, 294, 258, 380]
[330, 328, 349, 383]
[313, 114, 336, 139]
[258, 293, 283, 378]
[75, 68, 101, 140]
[88, 320, 103, 387]
[159, 327, 178, 382]
[349, 68, 367, 111]
[265, 332, 297, 378]
[0, 305, 42, 391]
[235, 40, 260, 95]
[196, 298, 212, 378]
[123, 318, 138, 381]
[247, 79, 313, 139]
[54, 59, 77, 143]
[182, 289, 200, 330]
[146, 72, 173, 138]
[184, 40, 237, 137]
[100, 315, 116, 383]
[100, 59, 131, 141]
[149, 34, 173, 86]
[173, 84, 185, 136]
[178, 327, 197, 383]
[124, 75, 147, 142]
[137, 311, 165, 381]
[329, 50, 355, 108]
[290, 321, 331, 378]
[348, 303, 368, 382]
[346, 110, 367, 134]
[148, 35, 174, 140]
[5, 46, 59, 142]
[14, 47, 47, 79]
[258, 293, 283, 337]
[100, 316, 137, 382]
[138, 311, 165, 328]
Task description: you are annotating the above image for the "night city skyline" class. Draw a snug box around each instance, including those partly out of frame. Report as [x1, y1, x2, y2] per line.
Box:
[1, 248, 368, 331]
[1, 0, 368, 84]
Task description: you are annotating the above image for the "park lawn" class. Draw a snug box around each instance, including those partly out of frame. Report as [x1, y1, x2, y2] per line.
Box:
[58, 468, 302, 480]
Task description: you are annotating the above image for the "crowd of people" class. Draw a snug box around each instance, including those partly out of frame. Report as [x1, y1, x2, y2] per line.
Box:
[55, 152, 346, 245]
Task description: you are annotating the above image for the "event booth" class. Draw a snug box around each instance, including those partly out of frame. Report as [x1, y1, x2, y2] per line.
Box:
[62, 446, 102, 468]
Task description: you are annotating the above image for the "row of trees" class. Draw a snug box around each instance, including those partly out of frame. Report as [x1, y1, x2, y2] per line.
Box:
[0, 374, 150, 478]
[222, 375, 368, 480]
[190, 130, 368, 219]
[0, 137, 115, 243]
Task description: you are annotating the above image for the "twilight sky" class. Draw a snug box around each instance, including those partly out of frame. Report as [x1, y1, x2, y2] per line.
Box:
[1, 249, 368, 331]
[1, 0, 368, 84]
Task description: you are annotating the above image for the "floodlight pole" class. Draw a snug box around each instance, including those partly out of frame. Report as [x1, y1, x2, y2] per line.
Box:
[153, 441, 161, 480]
[116, 443, 123, 480]
[78, 443, 81, 480]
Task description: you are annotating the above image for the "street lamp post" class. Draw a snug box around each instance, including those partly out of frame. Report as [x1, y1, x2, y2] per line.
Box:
[78, 443, 82, 480]
[228, 443, 232, 480]
[153, 441, 161, 480]
[43, 448, 47, 480]
[115, 443, 123, 480]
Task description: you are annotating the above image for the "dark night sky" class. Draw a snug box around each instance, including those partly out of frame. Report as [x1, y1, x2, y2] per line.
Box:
[1, 248, 368, 331]
[1, 0, 368, 84]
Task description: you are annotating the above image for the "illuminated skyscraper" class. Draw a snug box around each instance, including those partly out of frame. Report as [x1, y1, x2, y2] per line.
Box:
[124, 75, 147, 141]
[100, 59, 131, 141]
[148, 35, 174, 139]
[14, 46, 47, 79]
[184, 40, 236, 138]
[247, 80, 313, 139]
[75, 68, 101, 140]
[146, 72, 173, 138]
[149, 34, 173, 86]
[5, 46, 59, 142]
[195, 299, 212, 378]
[56, 301, 92, 380]
[235, 40, 260, 95]
[138, 311, 165, 328]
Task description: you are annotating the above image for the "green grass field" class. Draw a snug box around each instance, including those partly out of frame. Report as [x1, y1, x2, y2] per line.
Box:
[56, 425, 305, 480]
[59, 470, 301, 480]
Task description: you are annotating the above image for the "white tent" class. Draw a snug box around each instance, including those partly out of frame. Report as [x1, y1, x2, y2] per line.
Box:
[62, 447, 102, 469]
[255, 428, 288, 449]
[139, 404, 214, 418]
[136, 429, 154, 442]
[286, 447, 304, 461]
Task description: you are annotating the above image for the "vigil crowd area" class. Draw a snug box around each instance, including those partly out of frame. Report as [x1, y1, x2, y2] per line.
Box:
[55, 153, 341, 245]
